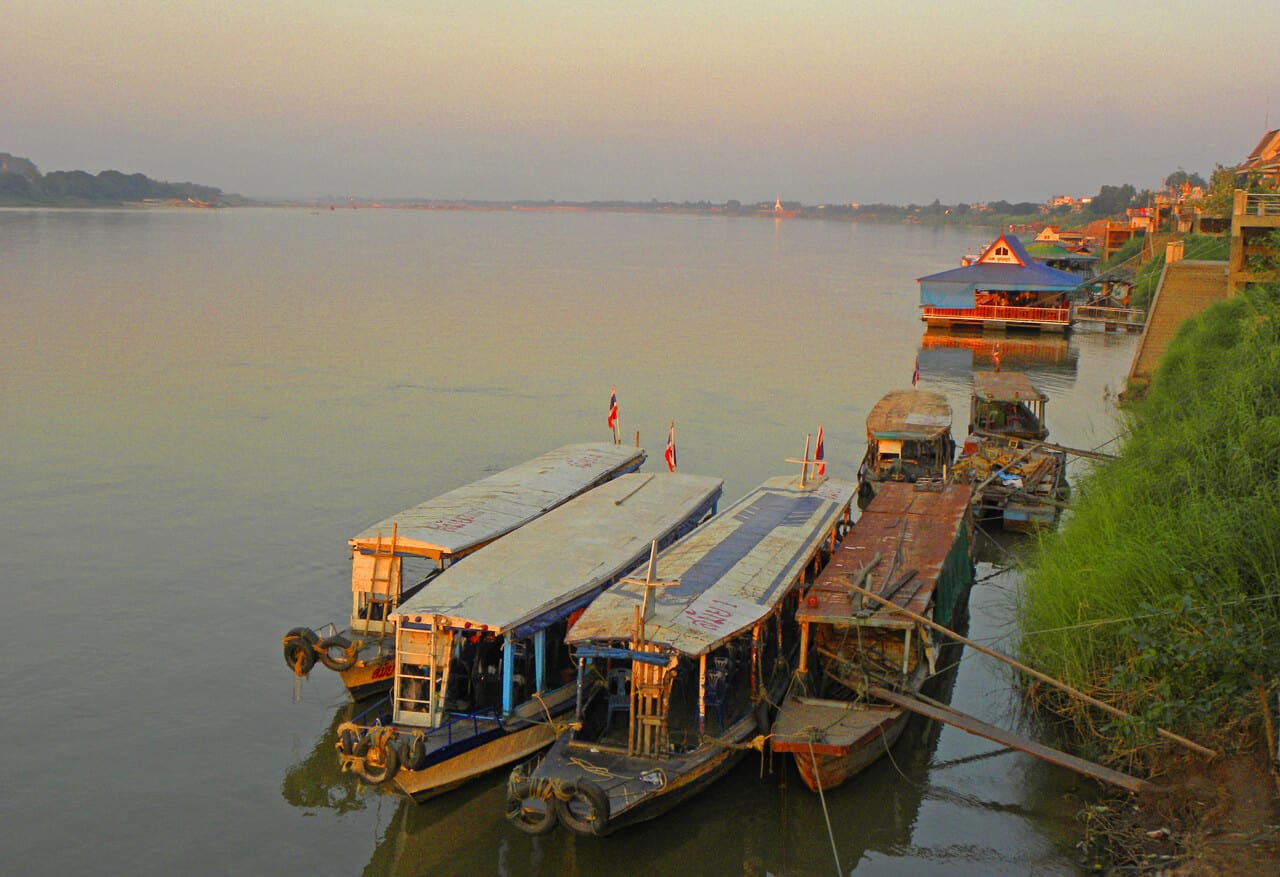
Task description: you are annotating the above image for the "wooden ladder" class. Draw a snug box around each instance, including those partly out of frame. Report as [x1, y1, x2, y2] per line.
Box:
[629, 644, 671, 758]
[369, 523, 400, 638]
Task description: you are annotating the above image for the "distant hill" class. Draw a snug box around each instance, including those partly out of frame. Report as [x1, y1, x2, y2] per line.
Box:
[0, 152, 237, 206]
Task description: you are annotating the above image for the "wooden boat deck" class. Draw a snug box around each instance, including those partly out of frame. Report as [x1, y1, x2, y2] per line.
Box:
[797, 482, 973, 627]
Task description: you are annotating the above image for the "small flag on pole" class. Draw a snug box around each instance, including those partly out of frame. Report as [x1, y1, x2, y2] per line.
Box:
[911, 354, 920, 386]
[607, 386, 619, 430]
[993, 345, 1002, 373]
[815, 425, 826, 477]
[664, 421, 677, 472]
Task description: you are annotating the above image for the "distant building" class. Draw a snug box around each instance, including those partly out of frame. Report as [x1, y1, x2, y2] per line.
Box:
[1236, 129, 1280, 186]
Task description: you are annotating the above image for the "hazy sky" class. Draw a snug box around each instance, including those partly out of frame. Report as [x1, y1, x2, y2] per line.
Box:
[5, 1, 1278, 203]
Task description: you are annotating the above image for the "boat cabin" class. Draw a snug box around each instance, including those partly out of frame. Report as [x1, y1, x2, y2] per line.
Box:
[858, 390, 954, 505]
[967, 371, 1049, 441]
[283, 443, 648, 701]
[347, 443, 646, 635]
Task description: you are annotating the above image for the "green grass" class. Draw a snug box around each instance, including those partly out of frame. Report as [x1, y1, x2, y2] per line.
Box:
[1018, 282, 1280, 760]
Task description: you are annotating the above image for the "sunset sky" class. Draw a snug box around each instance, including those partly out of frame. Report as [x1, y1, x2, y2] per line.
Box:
[5, 1, 1278, 203]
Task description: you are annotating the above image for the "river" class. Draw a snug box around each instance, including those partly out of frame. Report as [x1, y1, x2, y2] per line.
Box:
[0, 206, 1138, 875]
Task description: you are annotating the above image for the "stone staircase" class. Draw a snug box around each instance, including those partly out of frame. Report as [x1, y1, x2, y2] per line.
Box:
[1127, 260, 1229, 387]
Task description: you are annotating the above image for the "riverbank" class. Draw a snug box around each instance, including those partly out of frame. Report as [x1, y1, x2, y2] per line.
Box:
[1018, 274, 1280, 871]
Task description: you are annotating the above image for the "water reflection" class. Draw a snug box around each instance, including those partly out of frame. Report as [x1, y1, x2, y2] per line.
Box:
[280, 703, 367, 815]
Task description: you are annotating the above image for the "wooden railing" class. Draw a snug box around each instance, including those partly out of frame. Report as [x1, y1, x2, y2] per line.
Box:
[921, 305, 1071, 325]
[1234, 190, 1280, 216]
[1073, 305, 1146, 326]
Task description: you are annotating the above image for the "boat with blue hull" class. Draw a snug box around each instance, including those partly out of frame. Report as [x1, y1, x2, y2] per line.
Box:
[332, 472, 724, 800]
[282, 443, 646, 699]
[505, 465, 855, 836]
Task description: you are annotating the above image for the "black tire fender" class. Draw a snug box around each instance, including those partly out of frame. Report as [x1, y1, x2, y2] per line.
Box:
[353, 731, 399, 785]
[282, 631, 317, 677]
[336, 724, 361, 757]
[400, 733, 427, 771]
[505, 776, 558, 835]
[316, 635, 357, 672]
[554, 779, 610, 836]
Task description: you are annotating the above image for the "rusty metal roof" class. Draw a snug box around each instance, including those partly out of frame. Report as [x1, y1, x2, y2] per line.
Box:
[567, 475, 857, 657]
[971, 371, 1047, 404]
[864, 390, 953, 440]
[798, 481, 972, 624]
[351, 443, 645, 560]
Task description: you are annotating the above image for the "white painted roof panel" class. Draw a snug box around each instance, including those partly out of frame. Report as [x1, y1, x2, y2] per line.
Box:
[351, 443, 645, 559]
[567, 476, 856, 657]
[393, 472, 725, 633]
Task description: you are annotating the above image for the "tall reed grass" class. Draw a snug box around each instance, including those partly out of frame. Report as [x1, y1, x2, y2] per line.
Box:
[1019, 282, 1280, 757]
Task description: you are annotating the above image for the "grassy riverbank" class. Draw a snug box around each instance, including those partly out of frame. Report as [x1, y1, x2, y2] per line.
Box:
[1017, 279, 1280, 869]
[1020, 281, 1280, 762]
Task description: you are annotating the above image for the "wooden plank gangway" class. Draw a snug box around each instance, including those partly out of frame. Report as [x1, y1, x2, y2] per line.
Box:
[1072, 304, 1146, 332]
[866, 685, 1156, 794]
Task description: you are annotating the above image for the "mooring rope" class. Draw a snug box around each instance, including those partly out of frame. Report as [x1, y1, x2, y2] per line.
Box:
[807, 738, 842, 877]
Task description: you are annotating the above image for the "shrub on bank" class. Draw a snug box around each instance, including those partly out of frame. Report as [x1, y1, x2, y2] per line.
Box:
[1019, 281, 1280, 766]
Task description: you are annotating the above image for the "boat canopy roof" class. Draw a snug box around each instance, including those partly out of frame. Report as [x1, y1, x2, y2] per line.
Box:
[351, 443, 645, 560]
[798, 482, 972, 625]
[972, 371, 1047, 404]
[567, 476, 856, 657]
[392, 472, 724, 637]
[865, 390, 952, 441]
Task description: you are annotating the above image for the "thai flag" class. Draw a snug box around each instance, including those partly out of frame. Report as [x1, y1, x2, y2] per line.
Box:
[664, 421, 677, 472]
[815, 425, 826, 477]
[607, 386, 618, 430]
[911, 354, 920, 386]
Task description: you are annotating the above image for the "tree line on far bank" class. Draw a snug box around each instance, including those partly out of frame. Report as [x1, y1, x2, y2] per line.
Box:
[0, 163, 224, 206]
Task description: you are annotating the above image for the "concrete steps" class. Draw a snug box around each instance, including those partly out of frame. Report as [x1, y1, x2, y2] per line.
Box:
[1128, 260, 1229, 386]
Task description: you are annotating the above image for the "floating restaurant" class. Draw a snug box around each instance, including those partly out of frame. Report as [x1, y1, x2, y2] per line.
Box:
[918, 233, 1081, 333]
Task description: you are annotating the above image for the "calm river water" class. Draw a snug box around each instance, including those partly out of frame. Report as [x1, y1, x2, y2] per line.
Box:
[0, 207, 1138, 875]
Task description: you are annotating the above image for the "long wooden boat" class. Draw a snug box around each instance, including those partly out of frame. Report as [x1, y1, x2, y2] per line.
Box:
[506, 470, 856, 836]
[770, 481, 974, 792]
[332, 472, 724, 800]
[856, 389, 954, 508]
[282, 443, 646, 700]
[951, 372, 1067, 531]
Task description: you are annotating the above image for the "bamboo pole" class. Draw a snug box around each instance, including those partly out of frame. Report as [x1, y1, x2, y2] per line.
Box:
[847, 582, 1219, 759]
[972, 429, 1118, 461]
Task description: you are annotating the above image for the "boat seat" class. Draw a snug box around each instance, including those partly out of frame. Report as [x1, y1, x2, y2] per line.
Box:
[605, 667, 631, 730]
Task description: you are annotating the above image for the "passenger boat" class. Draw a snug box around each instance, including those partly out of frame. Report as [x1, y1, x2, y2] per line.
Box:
[770, 481, 974, 792]
[506, 463, 856, 836]
[951, 372, 1067, 530]
[333, 471, 724, 800]
[856, 390, 955, 508]
[282, 443, 646, 700]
